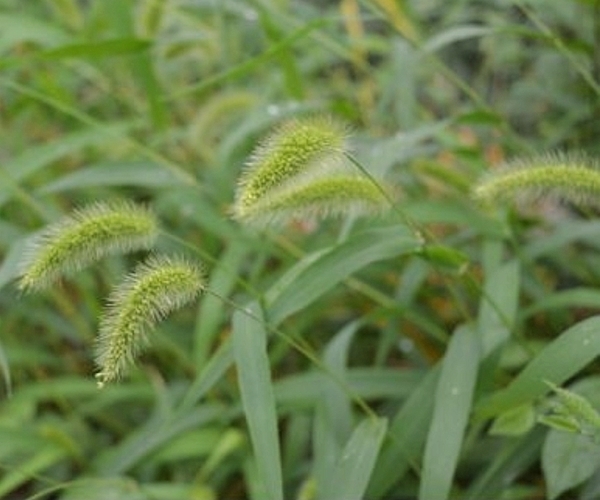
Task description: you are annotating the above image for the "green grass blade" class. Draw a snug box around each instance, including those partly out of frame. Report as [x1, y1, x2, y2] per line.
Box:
[524, 220, 600, 259]
[61, 477, 149, 500]
[193, 240, 249, 367]
[0, 12, 69, 52]
[0, 445, 67, 498]
[37, 38, 150, 60]
[0, 122, 136, 209]
[464, 428, 545, 500]
[322, 321, 360, 441]
[168, 18, 326, 100]
[0, 238, 26, 290]
[180, 340, 234, 412]
[319, 417, 388, 500]
[265, 225, 420, 325]
[367, 367, 440, 500]
[94, 404, 225, 474]
[232, 302, 283, 500]
[475, 315, 600, 419]
[404, 199, 506, 238]
[0, 334, 12, 397]
[312, 323, 360, 494]
[423, 25, 496, 53]
[39, 161, 185, 193]
[0, 78, 195, 185]
[273, 369, 422, 409]
[520, 287, 600, 319]
[258, 11, 305, 99]
[419, 325, 479, 500]
[108, 0, 168, 128]
[478, 259, 520, 357]
[313, 398, 343, 497]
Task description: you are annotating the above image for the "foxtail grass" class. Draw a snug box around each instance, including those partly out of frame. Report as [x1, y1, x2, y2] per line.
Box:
[19, 201, 158, 292]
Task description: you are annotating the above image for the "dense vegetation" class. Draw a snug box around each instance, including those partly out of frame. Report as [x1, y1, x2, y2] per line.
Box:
[2, 1, 600, 499]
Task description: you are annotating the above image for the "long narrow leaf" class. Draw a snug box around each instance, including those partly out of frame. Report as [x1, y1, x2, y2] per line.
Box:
[367, 367, 440, 500]
[313, 323, 360, 495]
[319, 417, 388, 500]
[478, 259, 520, 357]
[39, 162, 184, 193]
[232, 302, 283, 500]
[419, 325, 479, 500]
[265, 225, 420, 325]
[0, 446, 67, 498]
[464, 428, 545, 500]
[38, 38, 150, 60]
[0, 122, 136, 209]
[475, 315, 600, 419]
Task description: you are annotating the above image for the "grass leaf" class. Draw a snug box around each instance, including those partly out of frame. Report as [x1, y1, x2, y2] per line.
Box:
[39, 161, 185, 193]
[0, 122, 136, 209]
[232, 302, 283, 500]
[37, 38, 151, 60]
[367, 367, 440, 499]
[476, 315, 600, 419]
[318, 417, 388, 500]
[419, 325, 479, 500]
[478, 259, 520, 357]
[543, 430, 600, 499]
[265, 225, 421, 325]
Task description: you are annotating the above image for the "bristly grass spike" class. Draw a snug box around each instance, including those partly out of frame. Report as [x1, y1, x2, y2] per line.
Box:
[18, 201, 158, 292]
[473, 152, 600, 209]
[95, 254, 205, 387]
[233, 115, 394, 227]
[233, 115, 349, 220]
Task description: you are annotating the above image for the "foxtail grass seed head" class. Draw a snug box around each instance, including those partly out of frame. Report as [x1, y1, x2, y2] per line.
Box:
[238, 176, 393, 227]
[473, 153, 600, 209]
[95, 255, 205, 387]
[233, 116, 349, 219]
[18, 201, 158, 292]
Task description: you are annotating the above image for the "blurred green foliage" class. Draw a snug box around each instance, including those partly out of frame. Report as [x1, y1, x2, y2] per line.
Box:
[2, 0, 600, 499]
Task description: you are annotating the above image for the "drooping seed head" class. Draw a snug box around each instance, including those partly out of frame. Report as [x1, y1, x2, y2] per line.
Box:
[233, 116, 349, 218]
[19, 201, 158, 292]
[473, 153, 600, 209]
[237, 176, 393, 227]
[95, 255, 205, 387]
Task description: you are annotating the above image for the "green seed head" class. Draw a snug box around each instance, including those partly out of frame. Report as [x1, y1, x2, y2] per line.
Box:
[237, 176, 393, 227]
[95, 255, 205, 387]
[472, 153, 600, 209]
[233, 116, 348, 217]
[19, 201, 158, 292]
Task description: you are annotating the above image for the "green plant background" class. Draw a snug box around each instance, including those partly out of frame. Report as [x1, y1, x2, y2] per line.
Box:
[2, 0, 600, 499]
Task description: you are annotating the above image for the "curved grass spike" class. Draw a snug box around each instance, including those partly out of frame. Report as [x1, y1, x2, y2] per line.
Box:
[233, 115, 348, 219]
[95, 255, 205, 387]
[19, 201, 158, 292]
[473, 153, 600, 208]
[238, 176, 393, 227]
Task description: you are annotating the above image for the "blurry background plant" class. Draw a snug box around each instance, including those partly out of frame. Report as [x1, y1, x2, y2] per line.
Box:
[2, 0, 600, 499]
